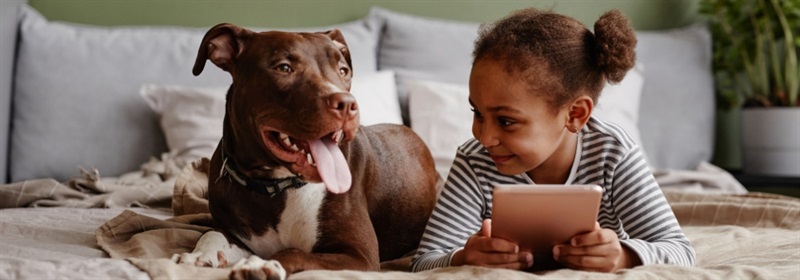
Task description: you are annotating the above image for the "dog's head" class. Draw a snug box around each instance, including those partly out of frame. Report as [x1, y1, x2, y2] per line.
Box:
[194, 23, 358, 193]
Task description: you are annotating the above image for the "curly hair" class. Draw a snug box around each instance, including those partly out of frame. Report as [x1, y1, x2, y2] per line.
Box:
[473, 8, 636, 108]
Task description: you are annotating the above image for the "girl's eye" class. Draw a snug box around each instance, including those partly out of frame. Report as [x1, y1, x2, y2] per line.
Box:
[276, 64, 293, 73]
[339, 67, 349, 76]
[498, 117, 515, 127]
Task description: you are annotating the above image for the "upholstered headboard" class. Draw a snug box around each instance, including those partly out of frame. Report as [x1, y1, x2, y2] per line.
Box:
[0, 0, 26, 183]
[0, 1, 713, 183]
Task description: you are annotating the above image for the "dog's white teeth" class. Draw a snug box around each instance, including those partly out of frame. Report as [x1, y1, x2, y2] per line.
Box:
[282, 136, 292, 147]
[279, 133, 289, 140]
[307, 153, 315, 165]
[290, 144, 299, 151]
[332, 130, 344, 143]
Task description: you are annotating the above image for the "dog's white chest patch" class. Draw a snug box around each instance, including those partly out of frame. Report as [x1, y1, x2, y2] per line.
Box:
[237, 183, 326, 258]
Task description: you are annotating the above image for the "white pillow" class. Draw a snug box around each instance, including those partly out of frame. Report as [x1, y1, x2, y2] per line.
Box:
[407, 65, 646, 180]
[592, 63, 646, 151]
[349, 70, 403, 126]
[407, 79, 473, 179]
[140, 84, 227, 162]
[141, 70, 402, 161]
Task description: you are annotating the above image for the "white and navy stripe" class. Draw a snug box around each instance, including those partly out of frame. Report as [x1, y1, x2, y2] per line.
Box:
[411, 117, 696, 271]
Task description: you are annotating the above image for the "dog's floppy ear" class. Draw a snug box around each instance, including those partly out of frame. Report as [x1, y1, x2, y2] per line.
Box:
[193, 23, 252, 76]
[322, 29, 352, 72]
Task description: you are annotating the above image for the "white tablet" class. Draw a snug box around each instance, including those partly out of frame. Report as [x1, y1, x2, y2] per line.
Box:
[491, 184, 603, 256]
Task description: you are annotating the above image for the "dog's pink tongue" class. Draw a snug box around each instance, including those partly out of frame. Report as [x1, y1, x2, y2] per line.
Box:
[308, 138, 351, 194]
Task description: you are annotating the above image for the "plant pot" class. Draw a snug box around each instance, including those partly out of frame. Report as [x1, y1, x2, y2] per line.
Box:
[713, 109, 742, 170]
[741, 108, 800, 177]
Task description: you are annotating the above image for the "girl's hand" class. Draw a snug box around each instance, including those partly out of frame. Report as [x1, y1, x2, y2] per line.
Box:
[552, 222, 641, 272]
[451, 219, 533, 270]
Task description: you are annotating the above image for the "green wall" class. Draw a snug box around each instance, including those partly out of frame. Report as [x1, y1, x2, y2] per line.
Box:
[28, 0, 701, 30]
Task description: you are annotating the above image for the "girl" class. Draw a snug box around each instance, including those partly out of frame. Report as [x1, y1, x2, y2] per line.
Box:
[411, 8, 695, 273]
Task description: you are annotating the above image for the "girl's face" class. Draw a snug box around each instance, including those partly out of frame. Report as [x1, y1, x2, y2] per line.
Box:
[468, 58, 575, 178]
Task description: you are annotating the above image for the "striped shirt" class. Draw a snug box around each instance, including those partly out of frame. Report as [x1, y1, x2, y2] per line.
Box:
[411, 117, 696, 271]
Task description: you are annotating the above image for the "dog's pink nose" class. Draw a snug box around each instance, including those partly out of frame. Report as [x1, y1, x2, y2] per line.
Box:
[326, 93, 358, 119]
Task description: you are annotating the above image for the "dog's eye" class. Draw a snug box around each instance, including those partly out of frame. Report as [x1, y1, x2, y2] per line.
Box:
[339, 67, 349, 76]
[276, 64, 293, 73]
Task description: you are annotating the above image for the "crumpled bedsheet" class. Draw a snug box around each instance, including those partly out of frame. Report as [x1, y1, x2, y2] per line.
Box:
[1, 156, 793, 280]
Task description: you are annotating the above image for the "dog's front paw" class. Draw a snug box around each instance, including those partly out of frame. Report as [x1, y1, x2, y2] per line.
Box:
[171, 250, 227, 268]
[229, 256, 286, 280]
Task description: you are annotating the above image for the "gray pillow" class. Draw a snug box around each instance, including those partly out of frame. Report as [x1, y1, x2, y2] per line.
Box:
[10, 5, 380, 182]
[369, 7, 480, 124]
[635, 24, 714, 170]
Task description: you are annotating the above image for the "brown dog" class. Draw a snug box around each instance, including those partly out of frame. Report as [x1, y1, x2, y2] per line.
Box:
[171, 23, 439, 279]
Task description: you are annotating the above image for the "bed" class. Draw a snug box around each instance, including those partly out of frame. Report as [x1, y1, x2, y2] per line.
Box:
[1, 1, 798, 279]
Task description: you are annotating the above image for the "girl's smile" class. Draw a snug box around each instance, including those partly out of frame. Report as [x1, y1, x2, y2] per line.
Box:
[489, 154, 514, 164]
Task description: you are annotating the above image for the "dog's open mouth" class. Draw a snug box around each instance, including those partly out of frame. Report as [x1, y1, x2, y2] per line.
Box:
[262, 129, 351, 194]
[269, 130, 345, 165]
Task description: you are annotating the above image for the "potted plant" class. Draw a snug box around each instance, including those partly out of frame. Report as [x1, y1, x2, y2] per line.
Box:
[700, 0, 800, 177]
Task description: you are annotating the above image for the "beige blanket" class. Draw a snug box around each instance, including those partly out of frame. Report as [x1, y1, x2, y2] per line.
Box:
[93, 161, 800, 280]
[0, 153, 185, 209]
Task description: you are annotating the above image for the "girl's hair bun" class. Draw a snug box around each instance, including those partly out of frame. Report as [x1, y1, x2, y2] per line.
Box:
[593, 10, 637, 84]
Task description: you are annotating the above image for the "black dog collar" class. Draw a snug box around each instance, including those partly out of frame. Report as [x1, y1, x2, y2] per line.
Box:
[218, 155, 307, 197]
